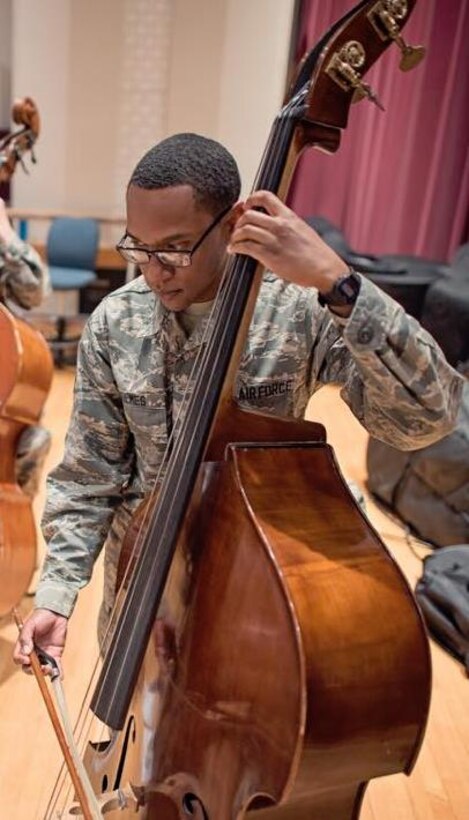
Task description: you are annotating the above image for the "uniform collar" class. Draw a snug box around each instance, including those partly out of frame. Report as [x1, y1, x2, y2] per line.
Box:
[133, 278, 213, 353]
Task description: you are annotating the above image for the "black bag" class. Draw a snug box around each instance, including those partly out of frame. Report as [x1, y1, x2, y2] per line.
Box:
[415, 545, 469, 674]
[366, 383, 469, 548]
[305, 215, 449, 319]
[421, 275, 469, 368]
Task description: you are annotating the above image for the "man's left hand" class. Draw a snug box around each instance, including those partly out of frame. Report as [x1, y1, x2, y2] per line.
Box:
[227, 190, 348, 293]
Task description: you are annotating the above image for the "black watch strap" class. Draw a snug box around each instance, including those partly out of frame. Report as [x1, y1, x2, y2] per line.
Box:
[318, 269, 361, 307]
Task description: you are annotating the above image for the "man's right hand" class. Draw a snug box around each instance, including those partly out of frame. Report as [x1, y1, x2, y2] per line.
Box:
[13, 608, 68, 677]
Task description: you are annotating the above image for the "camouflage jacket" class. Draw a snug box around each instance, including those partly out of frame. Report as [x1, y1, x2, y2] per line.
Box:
[37, 273, 463, 624]
[0, 232, 49, 308]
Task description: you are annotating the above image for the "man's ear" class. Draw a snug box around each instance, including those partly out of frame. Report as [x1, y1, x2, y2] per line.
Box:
[224, 201, 245, 238]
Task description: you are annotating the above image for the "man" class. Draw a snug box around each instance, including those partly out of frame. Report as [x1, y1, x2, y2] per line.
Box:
[0, 197, 51, 499]
[14, 133, 463, 673]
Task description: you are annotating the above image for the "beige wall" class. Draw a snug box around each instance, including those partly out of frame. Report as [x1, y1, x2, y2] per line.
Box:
[65, 1, 124, 214]
[166, 0, 227, 140]
[166, 0, 295, 194]
[217, 0, 295, 193]
[12, 0, 72, 218]
[10, 0, 295, 237]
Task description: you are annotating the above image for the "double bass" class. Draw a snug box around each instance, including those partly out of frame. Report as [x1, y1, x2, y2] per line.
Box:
[47, 2, 431, 817]
[0, 98, 53, 616]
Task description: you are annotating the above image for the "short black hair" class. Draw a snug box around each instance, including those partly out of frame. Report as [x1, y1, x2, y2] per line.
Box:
[129, 133, 241, 214]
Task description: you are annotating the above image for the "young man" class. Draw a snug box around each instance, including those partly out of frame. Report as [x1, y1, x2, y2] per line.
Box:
[0, 197, 51, 499]
[14, 133, 462, 673]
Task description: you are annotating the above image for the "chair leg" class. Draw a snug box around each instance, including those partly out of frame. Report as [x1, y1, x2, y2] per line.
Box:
[55, 316, 67, 367]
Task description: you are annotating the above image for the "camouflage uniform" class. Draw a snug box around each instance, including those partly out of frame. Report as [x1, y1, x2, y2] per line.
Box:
[37, 272, 463, 635]
[0, 232, 52, 498]
[0, 232, 49, 309]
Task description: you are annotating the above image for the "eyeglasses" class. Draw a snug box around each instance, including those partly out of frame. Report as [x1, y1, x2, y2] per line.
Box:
[116, 204, 232, 268]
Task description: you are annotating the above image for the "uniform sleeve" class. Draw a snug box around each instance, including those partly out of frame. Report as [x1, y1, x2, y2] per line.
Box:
[0, 233, 50, 308]
[309, 274, 464, 450]
[35, 306, 134, 617]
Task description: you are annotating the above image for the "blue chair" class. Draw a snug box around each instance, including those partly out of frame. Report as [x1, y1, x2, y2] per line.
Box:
[47, 217, 99, 364]
[48, 216, 99, 293]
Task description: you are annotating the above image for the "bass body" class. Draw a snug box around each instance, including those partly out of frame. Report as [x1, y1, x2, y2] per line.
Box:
[84, 415, 430, 819]
[0, 304, 53, 615]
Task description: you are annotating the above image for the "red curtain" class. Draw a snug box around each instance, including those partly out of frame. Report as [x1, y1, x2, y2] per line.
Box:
[287, 0, 469, 260]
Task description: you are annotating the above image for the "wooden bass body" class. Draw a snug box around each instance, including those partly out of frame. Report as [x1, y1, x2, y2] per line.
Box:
[84, 422, 430, 819]
[0, 303, 53, 616]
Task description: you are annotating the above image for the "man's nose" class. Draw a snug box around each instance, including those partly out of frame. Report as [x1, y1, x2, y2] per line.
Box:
[146, 255, 175, 283]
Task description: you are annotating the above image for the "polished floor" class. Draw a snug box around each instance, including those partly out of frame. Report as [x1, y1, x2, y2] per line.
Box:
[0, 369, 467, 819]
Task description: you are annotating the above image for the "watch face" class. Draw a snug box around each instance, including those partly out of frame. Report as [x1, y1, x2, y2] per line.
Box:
[340, 276, 359, 301]
[319, 270, 361, 306]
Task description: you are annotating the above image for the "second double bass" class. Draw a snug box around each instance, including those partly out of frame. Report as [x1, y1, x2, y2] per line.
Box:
[0, 98, 53, 616]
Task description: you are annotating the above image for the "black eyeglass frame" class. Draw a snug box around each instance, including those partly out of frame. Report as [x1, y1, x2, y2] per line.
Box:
[116, 204, 233, 268]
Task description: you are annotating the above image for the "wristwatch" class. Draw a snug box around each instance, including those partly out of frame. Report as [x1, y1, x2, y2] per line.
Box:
[317, 269, 361, 307]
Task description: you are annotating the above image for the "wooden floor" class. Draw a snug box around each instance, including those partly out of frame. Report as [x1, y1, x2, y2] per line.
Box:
[0, 369, 467, 819]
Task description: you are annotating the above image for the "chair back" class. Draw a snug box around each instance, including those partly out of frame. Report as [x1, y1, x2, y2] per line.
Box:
[47, 217, 99, 270]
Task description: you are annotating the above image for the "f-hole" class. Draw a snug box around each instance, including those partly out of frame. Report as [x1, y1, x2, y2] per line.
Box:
[182, 792, 209, 818]
[112, 714, 137, 791]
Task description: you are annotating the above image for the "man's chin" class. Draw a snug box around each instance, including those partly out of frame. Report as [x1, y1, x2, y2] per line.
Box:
[157, 290, 186, 310]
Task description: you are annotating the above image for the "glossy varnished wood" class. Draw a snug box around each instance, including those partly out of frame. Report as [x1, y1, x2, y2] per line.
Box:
[85, 457, 305, 817]
[81, 431, 430, 818]
[0, 305, 53, 423]
[0, 306, 53, 615]
[235, 443, 430, 807]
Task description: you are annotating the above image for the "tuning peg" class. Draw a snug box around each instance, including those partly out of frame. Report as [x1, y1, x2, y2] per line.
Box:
[326, 39, 385, 110]
[369, 2, 426, 72]
[394, 35, 426, 71]
[352, 82, 385, 111]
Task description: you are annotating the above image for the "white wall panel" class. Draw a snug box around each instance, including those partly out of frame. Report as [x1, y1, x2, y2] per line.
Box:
[11, 0, 71, 217]
[10, 1, 294, 227]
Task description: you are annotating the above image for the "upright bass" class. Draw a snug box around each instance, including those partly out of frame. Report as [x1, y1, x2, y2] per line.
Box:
[0, 98, 53, 616]
[51, 2, 431, 817]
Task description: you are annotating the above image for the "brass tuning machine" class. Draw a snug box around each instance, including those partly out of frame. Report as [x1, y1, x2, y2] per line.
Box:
[368, 0, 426, 72]
[326, 40, 385, 110]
